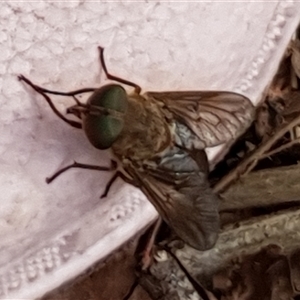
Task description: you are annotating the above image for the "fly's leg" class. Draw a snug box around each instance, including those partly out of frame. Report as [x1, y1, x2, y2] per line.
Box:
[101, 171, 124, 198]
[46, 160, 138, 199]
[98, 46, 142, 94]
[18, 75, 83, 129]
[18, 75, 99, 128]
[18, 75, 96, 98]
[100, 170, 139, 198]
[141, 217, 162, 270]
[46, 160, 118, 183]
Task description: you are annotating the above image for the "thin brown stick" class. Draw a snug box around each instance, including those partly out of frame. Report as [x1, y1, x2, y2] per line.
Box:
[260, 137, 300, 159]
[214, 114, 300, 193]
[122, 277, 139, 300]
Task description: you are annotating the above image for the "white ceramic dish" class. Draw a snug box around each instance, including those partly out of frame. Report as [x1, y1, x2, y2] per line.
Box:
[1, 1, 300, 298]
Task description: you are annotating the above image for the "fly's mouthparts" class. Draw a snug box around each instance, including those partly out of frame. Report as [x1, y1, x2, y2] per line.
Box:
[67, 104, 125, 120]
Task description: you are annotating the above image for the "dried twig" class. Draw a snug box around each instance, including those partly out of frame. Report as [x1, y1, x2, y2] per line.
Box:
[214, 114, 300, 193]
[260, 137, 300, 159]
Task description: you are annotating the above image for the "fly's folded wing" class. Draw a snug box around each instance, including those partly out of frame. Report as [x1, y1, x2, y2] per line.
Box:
[146, 91, 254, 148]
[125, 150, 220, 250]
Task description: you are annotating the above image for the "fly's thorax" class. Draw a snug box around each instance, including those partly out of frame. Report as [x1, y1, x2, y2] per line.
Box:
[111, 93, 172, 161]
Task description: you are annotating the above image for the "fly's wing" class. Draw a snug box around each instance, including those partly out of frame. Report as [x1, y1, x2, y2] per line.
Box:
[124, 150, 220, 251]
[146, 91, 254, 148]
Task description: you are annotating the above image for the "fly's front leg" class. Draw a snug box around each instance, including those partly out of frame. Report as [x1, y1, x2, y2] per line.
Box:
[98, 46, 141, 94]
[18, 75, 96, 98]
[18, 75, 96, 129]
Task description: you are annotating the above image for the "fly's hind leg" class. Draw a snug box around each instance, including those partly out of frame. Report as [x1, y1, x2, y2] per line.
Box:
[140, 217, 163, 270]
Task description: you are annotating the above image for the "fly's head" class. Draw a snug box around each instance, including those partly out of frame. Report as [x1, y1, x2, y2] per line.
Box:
[68, 84, 128, 150]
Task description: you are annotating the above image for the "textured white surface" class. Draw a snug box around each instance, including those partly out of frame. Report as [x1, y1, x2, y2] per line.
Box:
[1, 1, 300, 299]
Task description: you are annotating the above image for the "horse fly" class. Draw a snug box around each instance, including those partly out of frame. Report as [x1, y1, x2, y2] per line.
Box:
[19, 47, 254, 250]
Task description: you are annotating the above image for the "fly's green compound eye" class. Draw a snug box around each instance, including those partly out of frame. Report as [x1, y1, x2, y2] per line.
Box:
[84, 84, 128, 149]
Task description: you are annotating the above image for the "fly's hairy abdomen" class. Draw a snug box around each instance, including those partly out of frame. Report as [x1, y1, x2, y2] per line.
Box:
[124, 147, 220, 250]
